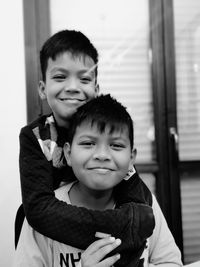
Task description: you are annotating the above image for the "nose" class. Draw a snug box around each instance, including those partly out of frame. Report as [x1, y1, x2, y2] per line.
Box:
[64, 77, 81, 93]
[93, 145, 111, 161]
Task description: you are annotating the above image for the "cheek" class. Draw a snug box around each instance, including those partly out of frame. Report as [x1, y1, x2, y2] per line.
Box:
[84, 84, 97, 96]
[47, 82, 62, 93]
[117, 155, 132, 170]
[70, 150, 86, 165]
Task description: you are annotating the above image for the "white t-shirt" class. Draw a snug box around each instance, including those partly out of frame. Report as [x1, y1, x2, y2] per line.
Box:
[13, 182, 183, 267]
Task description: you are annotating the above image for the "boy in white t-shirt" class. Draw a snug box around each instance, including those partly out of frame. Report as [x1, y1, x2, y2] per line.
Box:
[14, 94, 182, 267]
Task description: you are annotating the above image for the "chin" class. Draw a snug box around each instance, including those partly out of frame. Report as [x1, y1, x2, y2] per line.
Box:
[90, 183, 114, 191]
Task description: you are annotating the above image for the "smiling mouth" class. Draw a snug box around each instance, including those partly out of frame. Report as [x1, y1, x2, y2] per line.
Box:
[60, 98, 86, 102]
[88, 167, 114, 173]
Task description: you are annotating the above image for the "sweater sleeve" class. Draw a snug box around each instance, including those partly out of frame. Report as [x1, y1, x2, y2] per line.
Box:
[19, 125, 155, 256]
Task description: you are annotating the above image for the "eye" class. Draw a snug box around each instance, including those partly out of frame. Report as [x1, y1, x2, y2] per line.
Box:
[78, 141, 95, 148]
[80, 76, 93, 84]
[52, 74, 66, 82]
[110, 143, 126, 150]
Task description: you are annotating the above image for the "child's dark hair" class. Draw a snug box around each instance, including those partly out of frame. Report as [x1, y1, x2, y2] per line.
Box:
[40, 29, 98, 81]
[68, 94, 134, 149]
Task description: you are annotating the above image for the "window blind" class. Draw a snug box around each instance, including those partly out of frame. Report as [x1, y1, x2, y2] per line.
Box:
[50, 0, 155, 163]
[173, 0, 200, 264]
[174, 0, 200, 161]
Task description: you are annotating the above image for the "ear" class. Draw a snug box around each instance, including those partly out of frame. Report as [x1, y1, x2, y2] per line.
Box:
[128, 148, 137, 171]
[63, 142, 72, 166]
[38, 81, 47, 100]
[95, 84, 100, 96]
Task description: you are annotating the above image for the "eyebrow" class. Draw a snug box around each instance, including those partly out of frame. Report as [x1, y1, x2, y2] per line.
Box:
[77, 134, 96, 139]
[77, 134, 128, 142]
[49, 67, 95, 75]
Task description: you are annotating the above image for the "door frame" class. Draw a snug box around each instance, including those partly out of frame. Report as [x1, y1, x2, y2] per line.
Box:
[150, 0, 183, 255]
[23, 0, 50, 123]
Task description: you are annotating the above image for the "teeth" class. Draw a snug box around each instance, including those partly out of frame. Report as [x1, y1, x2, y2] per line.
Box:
[61, 99, 77, 101]
[60, 99, 85, 102]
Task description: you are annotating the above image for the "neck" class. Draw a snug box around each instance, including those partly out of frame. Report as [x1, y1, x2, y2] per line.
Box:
[69, 182, 115, 210]
[53, 114, 70, 129]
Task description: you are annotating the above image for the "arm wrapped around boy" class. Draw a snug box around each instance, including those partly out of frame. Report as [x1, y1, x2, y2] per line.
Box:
[19, 114, 155, 267]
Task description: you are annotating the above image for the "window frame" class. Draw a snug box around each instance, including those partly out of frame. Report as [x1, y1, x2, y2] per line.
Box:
[23, 0, 51, 123]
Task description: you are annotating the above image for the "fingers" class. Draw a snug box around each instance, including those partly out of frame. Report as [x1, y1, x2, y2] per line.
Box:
[81, 236, 121, 267]
[95, 232, 111, 239]
[98, 253, 120, 267]
[95, 238, 121, 262]
[83, 236, 120, 256]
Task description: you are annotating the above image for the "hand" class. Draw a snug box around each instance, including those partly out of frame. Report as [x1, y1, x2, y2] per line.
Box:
[80, 236, 121, 267]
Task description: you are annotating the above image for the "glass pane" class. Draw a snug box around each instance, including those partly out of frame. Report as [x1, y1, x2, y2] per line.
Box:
[180, 172, 200, 264]
[173, 0, 200, 161]
[49, 0, 155, 163]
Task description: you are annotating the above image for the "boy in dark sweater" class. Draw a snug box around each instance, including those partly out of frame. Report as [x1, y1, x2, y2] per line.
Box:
[17, 29, 155, 266]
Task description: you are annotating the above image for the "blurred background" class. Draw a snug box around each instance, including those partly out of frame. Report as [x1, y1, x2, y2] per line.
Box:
[0, 0, 200, 266]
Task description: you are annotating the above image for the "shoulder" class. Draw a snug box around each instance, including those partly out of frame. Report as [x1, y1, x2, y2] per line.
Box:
[148, 194, 182, 266]
[150, 194, 169, 236]
[20, 114, 51, 134]
[151, 194, 160, 210]
[151, 194, 169, 227]
[19, 114, 55, 160]
[115, 171, 153, 206]
[19, 114, 53, 146]
[17, 218, 50, 251]
[14, 218, 52, 266]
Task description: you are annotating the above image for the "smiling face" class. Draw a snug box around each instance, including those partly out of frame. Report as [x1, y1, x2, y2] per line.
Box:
[64, 122, 135, 192]
[38, 52, 98, 127]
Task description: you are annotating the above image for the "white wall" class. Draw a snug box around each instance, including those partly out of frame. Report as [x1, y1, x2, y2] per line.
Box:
[0, 1, 26, 266]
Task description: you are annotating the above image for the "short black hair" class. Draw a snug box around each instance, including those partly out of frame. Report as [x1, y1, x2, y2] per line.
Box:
[68, 94, 134, 149]
[40, 29, 98, 81]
